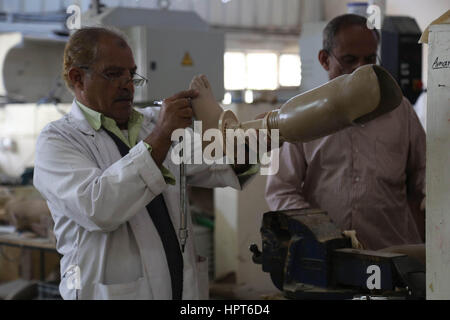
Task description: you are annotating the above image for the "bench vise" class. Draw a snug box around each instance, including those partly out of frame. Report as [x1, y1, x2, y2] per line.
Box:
[250, 209, 425, 299]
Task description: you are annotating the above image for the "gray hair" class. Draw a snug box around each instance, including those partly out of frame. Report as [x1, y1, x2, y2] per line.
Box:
[62, 26, 130, 90]
[322, 14, 380, 52]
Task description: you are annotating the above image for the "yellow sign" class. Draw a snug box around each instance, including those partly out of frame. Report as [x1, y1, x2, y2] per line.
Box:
[181, 52, 193, 66]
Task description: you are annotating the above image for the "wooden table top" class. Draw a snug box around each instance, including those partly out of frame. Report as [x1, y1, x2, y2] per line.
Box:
[0, 232, 56, 251]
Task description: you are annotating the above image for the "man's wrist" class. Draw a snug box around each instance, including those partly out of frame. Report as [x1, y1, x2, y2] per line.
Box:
[144, 127, 172, 167]
[145, 125, 170, 145]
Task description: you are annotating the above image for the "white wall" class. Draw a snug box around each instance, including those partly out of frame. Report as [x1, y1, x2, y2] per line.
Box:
[425, 23, 450, 300]
[385, 0, 449, 31]
[386, 0, 449, 88]
[324, 0, 448, 27]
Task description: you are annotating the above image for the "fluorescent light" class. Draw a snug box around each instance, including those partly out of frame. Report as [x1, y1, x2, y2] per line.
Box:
[244, 90, 253, 104]
[223, 92, 232, 104]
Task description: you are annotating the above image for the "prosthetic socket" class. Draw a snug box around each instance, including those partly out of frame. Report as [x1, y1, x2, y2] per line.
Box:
[191, 64, 403, 145]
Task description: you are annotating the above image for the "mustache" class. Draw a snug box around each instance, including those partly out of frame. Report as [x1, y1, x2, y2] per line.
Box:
[114, 96, 133, 102]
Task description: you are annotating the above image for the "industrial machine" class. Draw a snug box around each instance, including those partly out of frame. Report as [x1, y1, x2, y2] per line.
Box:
[0, 32, 72, 104]
[250, 209, 425, 300]
[381, 16, 423, 105]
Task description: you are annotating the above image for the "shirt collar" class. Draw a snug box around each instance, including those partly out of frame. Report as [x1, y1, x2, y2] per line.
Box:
[75, 100, 143, 131]
[76, 100, 103, 131]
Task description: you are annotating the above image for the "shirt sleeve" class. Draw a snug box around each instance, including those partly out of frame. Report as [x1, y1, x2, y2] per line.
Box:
[265, 141, 311, 211]
[404, 98, 426, 241]
[144, 141, 176, 185]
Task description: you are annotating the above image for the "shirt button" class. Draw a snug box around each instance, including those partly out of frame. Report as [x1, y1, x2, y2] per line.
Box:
[355, 177, 360, 182]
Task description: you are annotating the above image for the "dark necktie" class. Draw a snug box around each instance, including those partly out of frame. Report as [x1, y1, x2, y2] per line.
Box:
[103, 128, 184, 300]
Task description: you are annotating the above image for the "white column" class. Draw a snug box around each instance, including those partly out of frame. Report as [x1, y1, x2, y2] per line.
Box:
[425, 23, 450, 300]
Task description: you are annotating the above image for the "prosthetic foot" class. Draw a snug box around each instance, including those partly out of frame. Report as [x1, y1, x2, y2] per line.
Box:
[189, 75, 223, 134]
[189, 75, 249, 158]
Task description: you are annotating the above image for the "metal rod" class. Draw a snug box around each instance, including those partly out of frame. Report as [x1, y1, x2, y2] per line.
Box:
[153, 99, 189, 252]
[179, 137, 188, 253]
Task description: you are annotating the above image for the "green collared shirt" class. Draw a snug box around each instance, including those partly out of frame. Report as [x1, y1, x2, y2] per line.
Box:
[77, 100, 176, 185]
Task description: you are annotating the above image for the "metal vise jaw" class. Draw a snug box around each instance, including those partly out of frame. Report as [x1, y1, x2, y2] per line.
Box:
[250, 209, 425, 299]
[250, 209, 351, 293]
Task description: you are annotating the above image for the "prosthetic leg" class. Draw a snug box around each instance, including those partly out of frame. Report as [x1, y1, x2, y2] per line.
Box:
[190, 64, 403, 144]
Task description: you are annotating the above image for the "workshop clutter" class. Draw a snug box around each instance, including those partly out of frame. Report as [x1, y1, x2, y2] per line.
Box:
[0, 186, 54, 240]
[0, 186, 59, 289]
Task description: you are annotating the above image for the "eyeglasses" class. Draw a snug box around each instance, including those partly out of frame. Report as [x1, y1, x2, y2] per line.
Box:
[79, 66, 148, 88]
[326, 50, 383, 73]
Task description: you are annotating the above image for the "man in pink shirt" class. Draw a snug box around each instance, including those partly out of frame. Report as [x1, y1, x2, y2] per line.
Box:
[265, 14, 426, 252]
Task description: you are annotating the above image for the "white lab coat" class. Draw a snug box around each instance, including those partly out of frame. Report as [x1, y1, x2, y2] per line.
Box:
[33, 100, 243, 300]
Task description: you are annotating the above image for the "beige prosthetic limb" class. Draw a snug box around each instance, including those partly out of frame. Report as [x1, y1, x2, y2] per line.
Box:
[189, 75, 223, 133]
[189, 75, 225, 152]
[189, 64, 403, 145]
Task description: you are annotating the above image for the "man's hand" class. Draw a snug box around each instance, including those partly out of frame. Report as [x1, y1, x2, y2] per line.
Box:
[157, 89, 199, 137]
[145, 89, 198, 167]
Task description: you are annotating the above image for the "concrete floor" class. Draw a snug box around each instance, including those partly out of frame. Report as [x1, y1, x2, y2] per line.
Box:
[209, 272, 284, 300]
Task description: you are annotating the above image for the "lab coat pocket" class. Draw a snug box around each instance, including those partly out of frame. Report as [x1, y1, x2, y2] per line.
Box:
[197, 255, 209, 300]
[94, 277, 151, 300]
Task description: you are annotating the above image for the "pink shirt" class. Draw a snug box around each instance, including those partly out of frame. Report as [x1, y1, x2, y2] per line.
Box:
[265, 98, 426, 250]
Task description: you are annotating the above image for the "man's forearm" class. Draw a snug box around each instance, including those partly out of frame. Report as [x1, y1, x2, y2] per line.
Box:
[144, 128, 172, 167]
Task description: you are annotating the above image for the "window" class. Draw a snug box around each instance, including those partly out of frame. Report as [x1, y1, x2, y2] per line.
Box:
[224, 52, 246, 90]
[246, 53, 278, 90]
[224, 51, 301, 91]
[279, 54, 301, 87]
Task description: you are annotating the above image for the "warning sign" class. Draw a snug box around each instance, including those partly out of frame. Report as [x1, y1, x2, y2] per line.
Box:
[181, 52, 194, 66]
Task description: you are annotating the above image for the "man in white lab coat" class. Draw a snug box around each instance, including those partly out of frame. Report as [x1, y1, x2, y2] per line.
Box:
[33, 27, 252, 300]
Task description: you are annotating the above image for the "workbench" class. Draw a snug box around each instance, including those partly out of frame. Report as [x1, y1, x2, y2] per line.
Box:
[0, 232, 58, 281]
